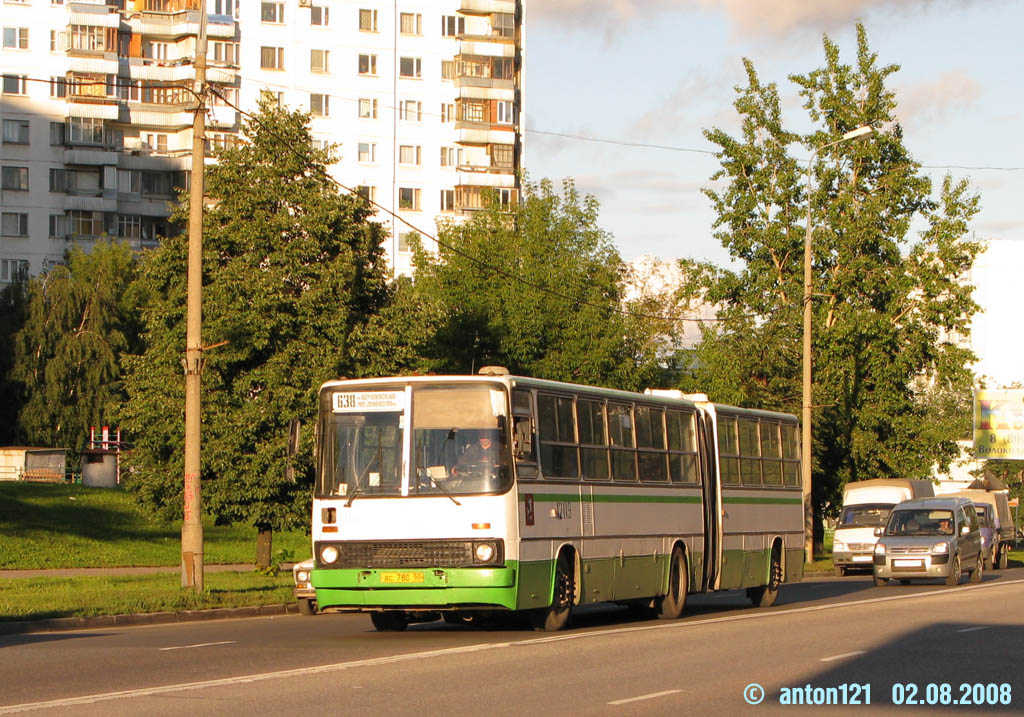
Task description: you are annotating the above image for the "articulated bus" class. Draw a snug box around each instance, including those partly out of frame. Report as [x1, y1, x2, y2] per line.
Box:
[310, 370, 804, 631]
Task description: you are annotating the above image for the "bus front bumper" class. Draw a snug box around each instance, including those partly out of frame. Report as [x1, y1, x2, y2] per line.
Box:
[311, 564, 519, 611]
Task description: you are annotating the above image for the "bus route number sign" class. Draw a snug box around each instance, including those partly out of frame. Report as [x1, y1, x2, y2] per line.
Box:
[333, 391, 404, 413]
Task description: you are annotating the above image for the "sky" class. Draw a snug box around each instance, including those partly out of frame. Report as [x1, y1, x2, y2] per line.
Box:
[522, 0, 1024, 268]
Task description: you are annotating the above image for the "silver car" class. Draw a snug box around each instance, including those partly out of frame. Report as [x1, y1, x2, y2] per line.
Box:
[872, 496, 984, 587]
[293, 558, 317, 615]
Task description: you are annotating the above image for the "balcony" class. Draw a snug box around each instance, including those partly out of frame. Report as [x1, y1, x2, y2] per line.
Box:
[456, 169, 515, 187]
[64, 148, 120, 166]
[458, 40, 516, 57]
[64, 195, 117, 212]
[66, 96, 121, 120]
[459, 0, 516, 15]
[69, 55, 120, 74]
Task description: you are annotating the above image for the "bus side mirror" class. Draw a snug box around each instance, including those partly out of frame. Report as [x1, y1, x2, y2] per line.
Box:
[513, 417, 533, 460]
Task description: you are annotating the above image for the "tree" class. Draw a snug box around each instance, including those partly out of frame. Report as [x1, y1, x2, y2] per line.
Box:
[121, 97, 391, 568]
[406, 178, 665, 391]
[10, 242, 142, 455]
[0, 276, 28, 446]
[685, 25, 981, 553]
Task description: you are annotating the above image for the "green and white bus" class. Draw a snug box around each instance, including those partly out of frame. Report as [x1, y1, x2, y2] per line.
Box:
[310, 371, 804, 631]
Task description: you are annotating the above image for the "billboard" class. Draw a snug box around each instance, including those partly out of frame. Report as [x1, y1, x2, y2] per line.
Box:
[974, 389, 1024, 460]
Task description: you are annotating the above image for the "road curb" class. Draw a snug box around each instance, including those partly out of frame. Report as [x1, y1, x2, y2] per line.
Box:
[0, 603, 300, 636]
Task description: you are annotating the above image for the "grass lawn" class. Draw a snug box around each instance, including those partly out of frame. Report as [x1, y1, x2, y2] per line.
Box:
[0, 571, 293, 622]
[0, 482, 311, 569]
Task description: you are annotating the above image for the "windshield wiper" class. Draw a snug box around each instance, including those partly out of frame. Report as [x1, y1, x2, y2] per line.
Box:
[415, 429, 461, 506]
[345, 454, 378, 507]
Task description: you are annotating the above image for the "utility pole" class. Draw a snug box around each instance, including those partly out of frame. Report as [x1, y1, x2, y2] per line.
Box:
[182, 0, 208, 592]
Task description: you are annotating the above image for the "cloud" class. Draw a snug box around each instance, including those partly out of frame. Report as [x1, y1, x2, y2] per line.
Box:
[530, 0, 973, 39]
[895, 69, 983, 128]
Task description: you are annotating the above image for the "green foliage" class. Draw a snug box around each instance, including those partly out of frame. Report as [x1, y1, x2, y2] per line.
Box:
[0, 482, 310, 569]
[0, 277, 29, 445]
[9, 241, 142, 455]
[121, 97, 391, 536]
[405, 178, 664, 390]
[689, 25, 981, 536]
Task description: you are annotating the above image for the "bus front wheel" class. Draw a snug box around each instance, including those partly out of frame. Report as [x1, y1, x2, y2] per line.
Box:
[531, 551, 574, 632]
[656, 547, 688, 619]
[370, 611, 409, 631]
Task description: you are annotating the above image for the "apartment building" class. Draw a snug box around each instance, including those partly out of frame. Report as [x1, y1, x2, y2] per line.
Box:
[0, 0, 523, 281]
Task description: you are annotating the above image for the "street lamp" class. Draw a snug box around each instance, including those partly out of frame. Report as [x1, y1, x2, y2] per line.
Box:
[802, 124, 873, 564]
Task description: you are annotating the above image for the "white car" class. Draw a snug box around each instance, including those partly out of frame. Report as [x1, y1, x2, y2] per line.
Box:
[293, 559, 317, 615]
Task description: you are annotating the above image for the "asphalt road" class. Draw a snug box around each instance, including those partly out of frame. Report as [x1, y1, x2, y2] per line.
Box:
[2, 571, 1023, 716]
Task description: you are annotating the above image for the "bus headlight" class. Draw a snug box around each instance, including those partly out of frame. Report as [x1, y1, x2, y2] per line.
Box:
[320, 545, 340, 565]
[474, 542, 497, 564]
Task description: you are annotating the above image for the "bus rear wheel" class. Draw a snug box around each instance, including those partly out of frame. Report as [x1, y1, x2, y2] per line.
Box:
[748, 547, 782, 608]
[531, 551, 574, 632]
[370, 611, 409, 631]
[656, 547, 688, 619]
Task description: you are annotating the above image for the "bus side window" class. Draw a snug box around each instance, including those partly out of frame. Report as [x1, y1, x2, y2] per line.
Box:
[512, 388, 538, 478]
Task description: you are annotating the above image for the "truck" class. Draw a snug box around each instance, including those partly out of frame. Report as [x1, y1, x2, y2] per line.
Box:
[832, 478, 935, 576]
[946, 489, 1013, 570]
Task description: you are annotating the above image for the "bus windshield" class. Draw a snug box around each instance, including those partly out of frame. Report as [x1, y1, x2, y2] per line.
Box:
[317, 383, 512, 498]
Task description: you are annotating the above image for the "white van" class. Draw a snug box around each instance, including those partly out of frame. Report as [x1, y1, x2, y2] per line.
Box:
[833, 479, 934, 575]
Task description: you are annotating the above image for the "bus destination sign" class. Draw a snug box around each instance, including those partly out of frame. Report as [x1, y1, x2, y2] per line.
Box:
[332, 391, 404, 413]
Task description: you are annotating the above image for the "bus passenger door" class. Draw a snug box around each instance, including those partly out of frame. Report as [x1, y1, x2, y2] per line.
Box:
[697, 409, 721, 592]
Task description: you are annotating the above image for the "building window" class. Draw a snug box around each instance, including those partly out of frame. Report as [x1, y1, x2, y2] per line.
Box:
[143, 132, 168, 152]
[496, 101, 514, 124]
[399, 57, 421, 79]
[310, 49, 329, 73]
[440, 103, 455, 123]
[311, 5, 329, 26]
[3, 27, 29, 50]
[440, 146, 455, 167]
[1, 213, 29, 238]
[68, 210, 104, 237]
[50, 122, 66, 145]
[359, 8, 377, 32]
[441, 60, 454, 80]
[310, 93, 329, 116]
[399, 100, 421, 121]
[118, 169, 140, 194]
[441, 15, 464, 37]
[261, 2, 284, 23]
[498, 188, 516, 206]
[355, 185, 375, 203]
[358, 98, 377, 118]
[461, 100, 485, 123]
[211, 41, 239, 65]
[357, 142, 376, 163]
[358, 54, 377, 75]
[397, 232, 416, 253]
[2, 119, 29, 144]
[492, 12, 515, 38]
[0, 259, 30, 282]
[440, 189, 455, 212]
[140, 171, 172, 196]
[49, 214, 70, 239]
[49, 169, 67, 192]
[398, 145, 421, 166]
[50, 30, 67, 52]
[69, 25, 107, 53]
[212, 0, 238, 17]
[1, 167, 29, 191]
[50, 77, 67, 98]
[398, 187, 420, 211]
[399, 12, 421, 35]
[491, 143, 514, 168]
[260, 46, 284, 70]
[118, 215, 141, 240]
[68, 117, 104, 144]
[2, 75, 27, 95]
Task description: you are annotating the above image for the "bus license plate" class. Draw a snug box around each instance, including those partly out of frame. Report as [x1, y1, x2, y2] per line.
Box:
[380, 572, 424, 584]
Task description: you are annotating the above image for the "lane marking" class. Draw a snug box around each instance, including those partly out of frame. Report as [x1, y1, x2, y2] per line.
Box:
[3, 578, 1023, 714]
[608, 690, 682, 705]
[820, 651, 866, 662]
[159, 641, 236, 651]
[956, 626, 990, 633]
